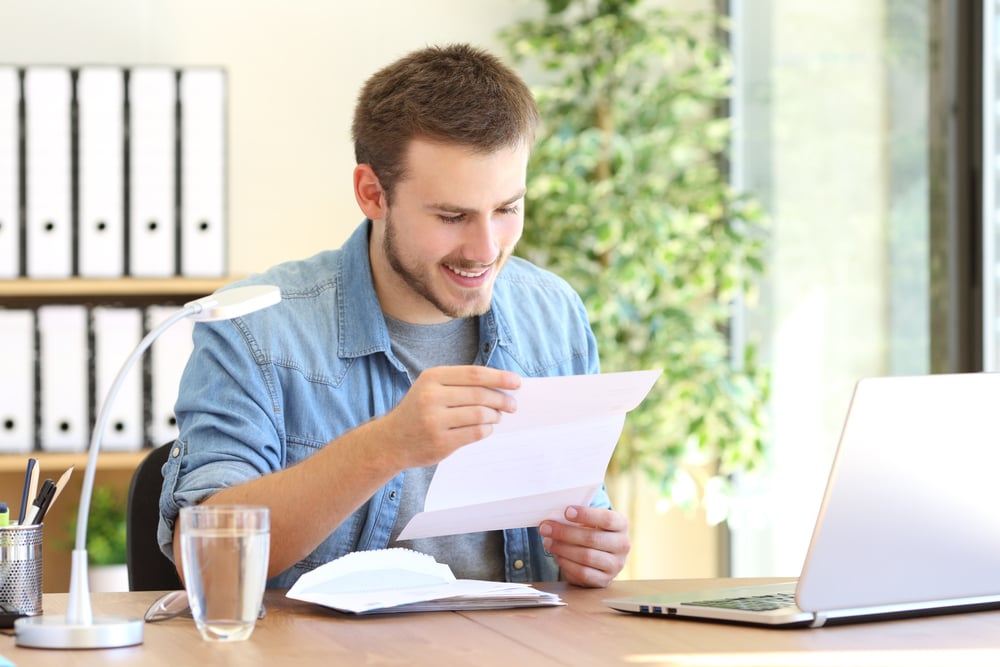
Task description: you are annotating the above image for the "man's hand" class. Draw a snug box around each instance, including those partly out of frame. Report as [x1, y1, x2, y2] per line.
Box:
[539, 506, 630, 588]
[381, 365, 521, 469]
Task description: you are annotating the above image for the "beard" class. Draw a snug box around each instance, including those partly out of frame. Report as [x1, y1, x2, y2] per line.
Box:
[382, 210, 507, 320]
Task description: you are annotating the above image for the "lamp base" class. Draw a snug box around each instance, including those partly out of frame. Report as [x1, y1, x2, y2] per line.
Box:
[14, 613, 144, 649]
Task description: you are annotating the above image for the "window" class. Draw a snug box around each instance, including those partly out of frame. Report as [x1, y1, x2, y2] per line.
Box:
[726, 0, 975, 575]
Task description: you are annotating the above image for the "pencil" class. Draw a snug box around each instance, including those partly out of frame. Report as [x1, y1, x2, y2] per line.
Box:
[49, 465, 75, 513]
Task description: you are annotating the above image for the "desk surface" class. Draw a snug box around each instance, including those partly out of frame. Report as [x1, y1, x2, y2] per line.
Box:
[3, 578, 1000, 666]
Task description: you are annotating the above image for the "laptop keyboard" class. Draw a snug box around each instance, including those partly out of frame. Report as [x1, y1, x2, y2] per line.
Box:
[686, 592, 797, 612]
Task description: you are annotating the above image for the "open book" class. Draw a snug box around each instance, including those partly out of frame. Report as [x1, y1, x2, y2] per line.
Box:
[286, 548, 564, 614]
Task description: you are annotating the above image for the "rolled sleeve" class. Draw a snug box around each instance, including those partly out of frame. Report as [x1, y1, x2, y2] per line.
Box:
[156, 439, 270, 561]
[589, 483, 612, 510]
[156, 316, 285, 562]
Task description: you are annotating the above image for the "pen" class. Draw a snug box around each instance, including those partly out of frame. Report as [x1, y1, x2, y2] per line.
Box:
[25, 479, 55, 526]
[17, 458, 37, 525]
[27, 460, 40, 517]
[0, 502, 9, 527]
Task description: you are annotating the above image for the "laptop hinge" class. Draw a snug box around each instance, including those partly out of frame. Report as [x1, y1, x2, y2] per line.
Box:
[809, 613, 829, 628]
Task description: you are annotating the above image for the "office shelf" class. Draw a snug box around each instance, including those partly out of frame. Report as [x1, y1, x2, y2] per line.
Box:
[0, 450, 148, 473]
[0, 277, 237, 304]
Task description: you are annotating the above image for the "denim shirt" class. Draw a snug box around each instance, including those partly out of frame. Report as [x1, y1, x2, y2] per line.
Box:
[158, 220, 604, 589]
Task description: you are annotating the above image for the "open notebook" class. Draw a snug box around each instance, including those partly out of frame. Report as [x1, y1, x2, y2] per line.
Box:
[287, 548, 562, 614]
[604, 372, 1000, 628]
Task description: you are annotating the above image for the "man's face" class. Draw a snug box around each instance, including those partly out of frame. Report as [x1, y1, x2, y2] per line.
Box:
[370, 138, 528, 324]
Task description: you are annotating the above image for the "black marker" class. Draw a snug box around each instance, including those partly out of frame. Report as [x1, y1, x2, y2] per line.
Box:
[26, 479, 56, 525]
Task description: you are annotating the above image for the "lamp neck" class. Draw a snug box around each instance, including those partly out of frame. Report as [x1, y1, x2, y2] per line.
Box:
[65, 549, 93, 625]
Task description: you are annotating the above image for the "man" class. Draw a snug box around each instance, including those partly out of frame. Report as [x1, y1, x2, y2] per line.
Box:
[158, 44, 630, 589]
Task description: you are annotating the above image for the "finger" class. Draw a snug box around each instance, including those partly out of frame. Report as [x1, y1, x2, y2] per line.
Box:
[543, 525, 628, 586]
[564, 506, 628, 532]
[403, 416, 500, 458]
[545, 544, 618, 588]
[404, 399, 506, 438]
[442, 404, 507, 431]
[542, 520, 629, 557]
[440, 385, 518, 413]
[559, 564, 611, 589]
[405, 381, 516, 420]
[446, 422, 499, 447]
[428, 365, 522, 391]
[545, 539, 618, 570]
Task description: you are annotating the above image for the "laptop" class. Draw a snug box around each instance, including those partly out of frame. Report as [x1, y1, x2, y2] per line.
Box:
[604, 372, 1000, 628]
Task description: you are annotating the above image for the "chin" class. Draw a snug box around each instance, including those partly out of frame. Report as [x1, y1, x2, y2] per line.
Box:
[445, 304, 489, 319]
[442, 296, 492, 319]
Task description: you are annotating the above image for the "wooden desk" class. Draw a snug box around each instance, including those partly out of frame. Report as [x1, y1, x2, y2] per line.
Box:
[3, 579, 1000, 666]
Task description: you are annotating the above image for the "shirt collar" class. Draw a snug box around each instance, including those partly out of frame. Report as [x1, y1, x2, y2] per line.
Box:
[336, 220, 393, 359]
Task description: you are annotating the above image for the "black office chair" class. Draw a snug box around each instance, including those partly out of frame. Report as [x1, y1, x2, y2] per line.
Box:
[126, 442, 184, 591]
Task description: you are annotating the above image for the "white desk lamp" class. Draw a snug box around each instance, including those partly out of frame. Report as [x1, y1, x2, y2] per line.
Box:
[15, 284, 281, 649]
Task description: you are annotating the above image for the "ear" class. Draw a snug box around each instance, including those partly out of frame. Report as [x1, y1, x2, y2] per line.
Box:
[353, 164, 387, 220]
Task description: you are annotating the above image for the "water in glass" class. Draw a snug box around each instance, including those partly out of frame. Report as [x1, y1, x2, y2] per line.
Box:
[180, 505, 269, 642]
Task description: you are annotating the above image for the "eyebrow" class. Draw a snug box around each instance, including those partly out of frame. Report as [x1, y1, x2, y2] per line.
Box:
[427, 189, 527, 214]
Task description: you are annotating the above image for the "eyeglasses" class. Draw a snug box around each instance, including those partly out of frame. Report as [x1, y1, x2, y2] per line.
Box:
[144, 589, 266, 623]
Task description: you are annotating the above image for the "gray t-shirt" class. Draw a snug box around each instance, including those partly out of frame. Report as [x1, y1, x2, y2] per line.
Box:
[383, 314, 505, 581]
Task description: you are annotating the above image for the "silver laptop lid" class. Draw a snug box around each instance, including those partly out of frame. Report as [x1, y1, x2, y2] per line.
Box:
[797, 372, 1000, 612]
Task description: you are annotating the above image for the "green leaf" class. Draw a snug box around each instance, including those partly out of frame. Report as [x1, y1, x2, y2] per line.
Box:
[62, 485, 128, 565]
[500, 0, 771, 520]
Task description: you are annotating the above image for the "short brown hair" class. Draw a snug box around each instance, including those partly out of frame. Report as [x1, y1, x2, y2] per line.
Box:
[352, 43, 539, 201]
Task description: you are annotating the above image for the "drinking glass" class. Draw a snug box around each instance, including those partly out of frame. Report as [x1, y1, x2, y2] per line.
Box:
[179, 505, 269, 642]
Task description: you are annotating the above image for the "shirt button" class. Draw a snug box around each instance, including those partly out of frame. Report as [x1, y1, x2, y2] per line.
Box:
[171, 446, 181, 458]
[389, 491, 397, 500]
[513, 559, 524, 570]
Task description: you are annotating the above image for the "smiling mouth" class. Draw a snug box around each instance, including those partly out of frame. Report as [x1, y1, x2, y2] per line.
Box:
[444, 263, 491, 279]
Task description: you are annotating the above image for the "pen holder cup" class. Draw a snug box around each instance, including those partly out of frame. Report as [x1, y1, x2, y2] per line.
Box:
[0, 523, 44, 616]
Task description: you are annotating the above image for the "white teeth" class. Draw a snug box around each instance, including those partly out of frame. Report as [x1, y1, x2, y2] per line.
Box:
[447, 265, 487, 278]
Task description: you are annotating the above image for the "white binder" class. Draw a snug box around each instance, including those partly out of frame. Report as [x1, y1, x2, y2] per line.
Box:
[38, 304, 89, 452]
[0, 67, 19, 279]
[179, 68, 226, 277]
[0, 309, 36, 453]
[129, 67, 177, 278]
[24, 67, 73, 278]
[92, 306, 144, 451]
[78, 67, 126, 278]
[147, 305, 194, 445]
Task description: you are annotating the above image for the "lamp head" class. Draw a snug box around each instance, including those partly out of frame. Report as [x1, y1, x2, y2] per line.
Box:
[185, 284, 281, 321]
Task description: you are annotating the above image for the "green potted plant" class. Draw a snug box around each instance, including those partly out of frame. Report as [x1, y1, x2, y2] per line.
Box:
[64, 484, 128, 591]
[500, 0, 770, 523]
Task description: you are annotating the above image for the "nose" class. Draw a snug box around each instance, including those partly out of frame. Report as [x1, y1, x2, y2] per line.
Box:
[462, 217, 500, 266]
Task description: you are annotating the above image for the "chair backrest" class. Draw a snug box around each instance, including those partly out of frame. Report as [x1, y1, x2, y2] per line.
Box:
[126, 442, 183, 591]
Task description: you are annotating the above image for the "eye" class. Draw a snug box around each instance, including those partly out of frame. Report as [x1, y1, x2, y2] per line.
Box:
[438, 213, 466, 224]
[498, 205, 520, 216]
